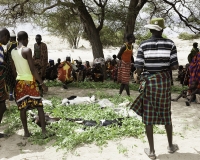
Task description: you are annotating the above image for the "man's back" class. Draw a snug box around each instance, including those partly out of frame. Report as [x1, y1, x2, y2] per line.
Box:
[11, 47, 33, 81]
[135, 37, 177, 73]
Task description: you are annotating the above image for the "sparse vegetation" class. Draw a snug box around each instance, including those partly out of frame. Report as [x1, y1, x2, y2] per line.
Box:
[1, 90, 166, 151]
[46, 80, 184, 94]
[178, 32, 200, 40]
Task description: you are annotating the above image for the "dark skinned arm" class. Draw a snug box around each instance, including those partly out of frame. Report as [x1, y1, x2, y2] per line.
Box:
[22, 47, 48, 92]
[117, 45, 126, 60]
[11, 58, 17, 78]
[188, 89, 199, 96]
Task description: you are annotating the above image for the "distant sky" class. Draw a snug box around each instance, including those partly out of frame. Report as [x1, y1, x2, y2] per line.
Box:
[8, 23, 49, 36]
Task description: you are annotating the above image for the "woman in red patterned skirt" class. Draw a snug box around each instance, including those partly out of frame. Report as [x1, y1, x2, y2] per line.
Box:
[117, 34, 135, 96]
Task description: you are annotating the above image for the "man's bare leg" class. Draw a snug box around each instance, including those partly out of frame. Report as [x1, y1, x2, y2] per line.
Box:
[37, 107, 46, 135]
[20, 109, 31, 137]
[124, 84, 130, 96]
[171, 94, 182, 101]
[165, 124, 178, 153]
[119, 84, 125, 95]
[145, 125, 155, 155]
[165, 124, 173, 147]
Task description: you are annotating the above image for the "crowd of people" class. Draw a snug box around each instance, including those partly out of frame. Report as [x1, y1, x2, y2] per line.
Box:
[45, 52, 135, 90]
[0, 17, 200, 159]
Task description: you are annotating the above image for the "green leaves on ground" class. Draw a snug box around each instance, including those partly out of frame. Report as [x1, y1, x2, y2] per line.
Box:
[0, 93, 164, 151]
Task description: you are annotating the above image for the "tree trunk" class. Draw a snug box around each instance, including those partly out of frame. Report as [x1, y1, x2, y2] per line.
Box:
[124, 0, 147, 39]
[74, 0, 104, 60]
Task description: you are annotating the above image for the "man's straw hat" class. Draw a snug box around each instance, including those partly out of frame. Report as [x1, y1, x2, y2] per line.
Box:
[144, 18, 166, 31]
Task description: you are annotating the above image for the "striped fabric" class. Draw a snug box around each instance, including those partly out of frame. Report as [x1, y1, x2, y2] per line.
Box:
[130, 71, 172, 125]
[189, 52, 200, 89]
[0, 45, 4, 65]
[117, 60, 131, 84]
[135, 36, 178, 73]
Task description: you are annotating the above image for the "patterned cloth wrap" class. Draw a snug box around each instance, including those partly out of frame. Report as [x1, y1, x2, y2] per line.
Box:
[117, 60, 131, 84]
[0, 65, 8, 101]
[14, 80, 43, 110]
[57, 61, 73, 83]
[189, 52, 200, 90]
[4, 42, 17, 88]
[34, 42, 48, 78]
[130, 71, 172, 125]
[0, 45, 8, 101]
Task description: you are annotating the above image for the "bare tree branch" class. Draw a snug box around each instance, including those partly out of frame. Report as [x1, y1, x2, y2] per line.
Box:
[162, 0, 200, 33]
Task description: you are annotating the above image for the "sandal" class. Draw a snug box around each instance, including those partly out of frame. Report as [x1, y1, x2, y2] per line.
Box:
[144, 148, 156, 159]
[167, 144, 179, 153]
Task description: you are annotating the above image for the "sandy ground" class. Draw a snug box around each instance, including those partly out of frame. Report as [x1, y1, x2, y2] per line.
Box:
[0, 35, 200, 160]
[0, 87, 200, 160]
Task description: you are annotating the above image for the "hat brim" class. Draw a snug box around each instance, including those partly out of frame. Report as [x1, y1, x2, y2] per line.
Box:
[144, 24, 165, 31]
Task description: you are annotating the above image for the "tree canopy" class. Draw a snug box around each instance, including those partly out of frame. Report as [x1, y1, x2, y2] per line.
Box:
[0, 0, 200, 59]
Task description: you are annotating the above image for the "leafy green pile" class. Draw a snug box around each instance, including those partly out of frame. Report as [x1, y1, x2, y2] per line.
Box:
[0, 92, 165, 151]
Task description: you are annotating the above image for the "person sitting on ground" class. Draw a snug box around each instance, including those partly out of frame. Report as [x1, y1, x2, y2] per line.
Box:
[91, 62, 104, 82]
[111, 60, 118, 82]
[183, 63, 190, 86]
[55, 58, 61, 69]
[111, 54, 118, 67]
[188, 42, 199, 63]
[84, 61, 92, 81]
[105, 55, 113, 80]
[176, 65, 184, 81]
[11, 31, 48, 138]
[57, 56, 74, 89]
[172, 80, 200, 106]
[45, 59, 57, 81]
[72, 58, 86, 82]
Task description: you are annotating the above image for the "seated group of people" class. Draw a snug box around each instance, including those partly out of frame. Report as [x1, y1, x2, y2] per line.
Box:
[45, 53, 137, 89]
[51, 56, 105, 89]
[172, 80, 200, 106]
[173, 42, 200, 106]
[176, 64, 190, 86]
